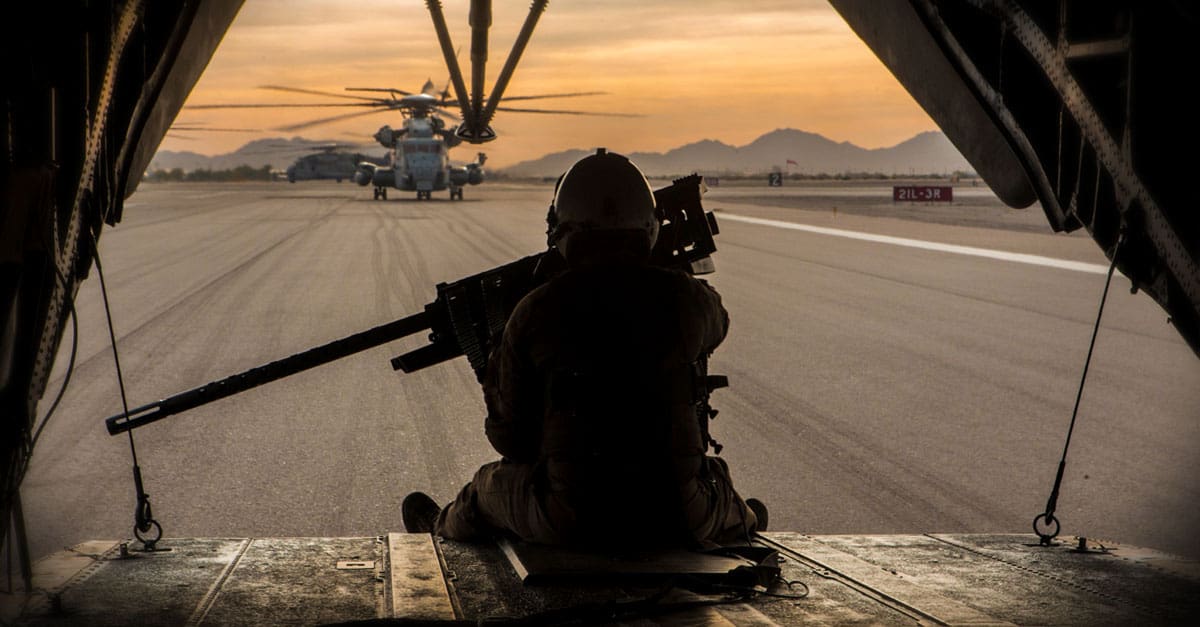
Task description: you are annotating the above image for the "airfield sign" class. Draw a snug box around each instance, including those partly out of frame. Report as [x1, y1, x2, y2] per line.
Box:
[893, 185, 952, 202]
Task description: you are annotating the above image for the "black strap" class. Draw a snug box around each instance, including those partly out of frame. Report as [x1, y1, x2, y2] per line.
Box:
[1032, 235, 1122, 545]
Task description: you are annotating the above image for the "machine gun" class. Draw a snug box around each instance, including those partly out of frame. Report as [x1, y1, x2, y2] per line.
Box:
[105, 174, 721, 436]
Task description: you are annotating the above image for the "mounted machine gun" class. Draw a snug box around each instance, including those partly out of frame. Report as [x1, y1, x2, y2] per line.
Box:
[104, 175, 720, 436]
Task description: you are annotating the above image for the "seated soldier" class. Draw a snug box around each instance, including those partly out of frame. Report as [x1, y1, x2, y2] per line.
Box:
[403, 149, 765, 548]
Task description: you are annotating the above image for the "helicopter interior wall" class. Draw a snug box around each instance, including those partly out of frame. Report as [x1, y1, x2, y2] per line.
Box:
[0, 0, 243, 563]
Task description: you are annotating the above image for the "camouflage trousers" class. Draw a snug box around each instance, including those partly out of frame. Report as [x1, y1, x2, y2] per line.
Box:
[435, 456, 759, 547]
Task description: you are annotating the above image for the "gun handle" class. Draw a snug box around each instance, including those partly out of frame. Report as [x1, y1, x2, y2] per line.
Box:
[391, 341, 461, 373]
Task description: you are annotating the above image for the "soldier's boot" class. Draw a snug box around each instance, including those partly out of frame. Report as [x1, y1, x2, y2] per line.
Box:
[746, 498, 769, 532]
[402, 492, 442, 534]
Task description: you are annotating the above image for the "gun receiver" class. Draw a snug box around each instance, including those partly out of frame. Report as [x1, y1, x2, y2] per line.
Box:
[106, 174, 718, 436]
[391, 173, 719, 377]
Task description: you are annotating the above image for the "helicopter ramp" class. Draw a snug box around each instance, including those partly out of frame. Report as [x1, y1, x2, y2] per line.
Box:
[3, 532, 1198, 625]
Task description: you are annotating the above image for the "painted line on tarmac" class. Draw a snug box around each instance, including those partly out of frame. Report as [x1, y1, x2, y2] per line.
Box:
[719, 213, 1110, 275]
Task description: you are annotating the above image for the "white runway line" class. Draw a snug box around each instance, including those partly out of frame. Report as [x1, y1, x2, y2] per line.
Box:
[719, 213, 1110, 275]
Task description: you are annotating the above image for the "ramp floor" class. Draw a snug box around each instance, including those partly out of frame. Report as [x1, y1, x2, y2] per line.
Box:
[3, 533, 1198, 625]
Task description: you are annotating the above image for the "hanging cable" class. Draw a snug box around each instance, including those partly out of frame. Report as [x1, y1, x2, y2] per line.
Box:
[29, 303, 77, 451]
[92, 241, 162, 549]
[28, 210, 81, 457]
[1032, 234, 1123, 545]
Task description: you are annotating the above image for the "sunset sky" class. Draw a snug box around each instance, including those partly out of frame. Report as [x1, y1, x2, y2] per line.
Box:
[168, 0, 941, 168]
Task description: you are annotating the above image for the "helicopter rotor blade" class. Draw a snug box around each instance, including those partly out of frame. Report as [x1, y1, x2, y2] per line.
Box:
[426, 1, 474, 127]
[469, 0, 491, 123]
[433, 108, 461, 122]
[274, 108, 393, 132]
[493, 106, 642, 117]
[188, 102, 380, 109]
[237, 143, 370, 156]
[169, 125, 262, 132]
[436, 47, 460, 106]
[479, 0, 548, 130]
[345, 87, 411, 99]
[496, 91, 607, 102]
[259, 85, 385, 102]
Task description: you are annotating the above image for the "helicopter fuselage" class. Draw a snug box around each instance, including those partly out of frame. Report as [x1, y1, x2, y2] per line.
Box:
[398, 135, 448, 194]
[286, 152, 359, 183]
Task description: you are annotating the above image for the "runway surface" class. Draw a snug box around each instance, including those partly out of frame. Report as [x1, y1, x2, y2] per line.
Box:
[21, 181, 1199, 561]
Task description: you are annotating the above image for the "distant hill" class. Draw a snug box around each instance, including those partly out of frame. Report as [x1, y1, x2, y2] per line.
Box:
[497, 129, 973, 178]
[150, 137, 384, 172]
[150, 129, 972, 178]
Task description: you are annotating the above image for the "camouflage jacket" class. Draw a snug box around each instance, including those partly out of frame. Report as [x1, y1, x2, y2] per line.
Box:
[482, 261, 729, 507]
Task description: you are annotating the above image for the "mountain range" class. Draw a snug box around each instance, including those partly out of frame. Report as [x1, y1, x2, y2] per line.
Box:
[499, 129, 972, 178]
[150, 129, 972, 177]
[150, 137, 383, 173]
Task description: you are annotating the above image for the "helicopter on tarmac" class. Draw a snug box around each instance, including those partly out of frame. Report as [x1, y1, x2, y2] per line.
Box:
[185, 0, 636, 201]
[188, 79, 629, 201]
[277, 143, 388, 184]
[348, 80, 485, 200]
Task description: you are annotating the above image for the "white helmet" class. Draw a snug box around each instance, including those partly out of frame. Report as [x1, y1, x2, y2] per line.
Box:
[548, 148, 658, 258]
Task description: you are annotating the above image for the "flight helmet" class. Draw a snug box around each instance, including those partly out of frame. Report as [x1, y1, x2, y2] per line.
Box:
[547, 148, 658, 260]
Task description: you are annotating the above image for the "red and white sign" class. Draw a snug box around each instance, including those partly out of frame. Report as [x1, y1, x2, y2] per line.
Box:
[893, 185, 953, 202]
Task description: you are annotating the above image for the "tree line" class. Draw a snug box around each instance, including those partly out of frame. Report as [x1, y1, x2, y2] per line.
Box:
[143, 164, 276, 183]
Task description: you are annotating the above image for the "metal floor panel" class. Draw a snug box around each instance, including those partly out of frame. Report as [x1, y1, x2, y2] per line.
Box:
[4, 533, 1198, 625]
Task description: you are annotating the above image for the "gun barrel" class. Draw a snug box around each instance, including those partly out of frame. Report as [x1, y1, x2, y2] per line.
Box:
[105, 312, 432, 435]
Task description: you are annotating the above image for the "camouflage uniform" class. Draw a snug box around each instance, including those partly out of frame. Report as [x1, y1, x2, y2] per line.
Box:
[436, 261, 758, 547]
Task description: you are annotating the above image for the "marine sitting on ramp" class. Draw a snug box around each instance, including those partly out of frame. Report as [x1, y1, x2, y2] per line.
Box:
[402, 149, 766, 549]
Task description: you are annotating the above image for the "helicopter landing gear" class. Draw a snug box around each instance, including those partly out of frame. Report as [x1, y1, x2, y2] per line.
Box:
[449, 187, 463, 201]
[416, 190, 432, 200]
[373, 187, 388, 200]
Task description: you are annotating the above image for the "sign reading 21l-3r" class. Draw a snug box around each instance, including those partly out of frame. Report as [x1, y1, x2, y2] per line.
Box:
[893, 185, 953, 202]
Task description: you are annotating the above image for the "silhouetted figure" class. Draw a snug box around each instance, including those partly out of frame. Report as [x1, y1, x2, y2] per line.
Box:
[403, 149, 763, 548]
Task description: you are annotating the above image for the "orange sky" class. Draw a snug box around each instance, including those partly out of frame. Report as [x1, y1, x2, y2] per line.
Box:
[166, 1, 940, 169]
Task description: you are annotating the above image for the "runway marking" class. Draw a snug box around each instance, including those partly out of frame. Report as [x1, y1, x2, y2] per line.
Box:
[719, 213, 1110, 274]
